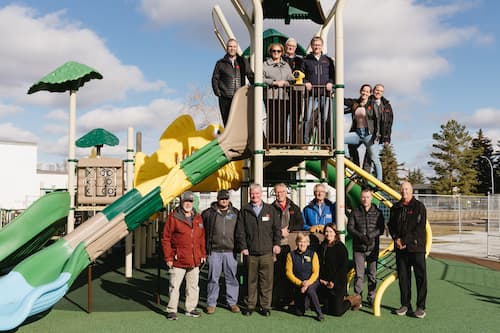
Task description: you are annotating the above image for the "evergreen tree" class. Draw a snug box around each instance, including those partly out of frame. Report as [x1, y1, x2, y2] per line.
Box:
[428, 120, 479, 194]
[471, 129, 494, 194]
[380, 144, 400, 190]
[408, 168, 426, 184]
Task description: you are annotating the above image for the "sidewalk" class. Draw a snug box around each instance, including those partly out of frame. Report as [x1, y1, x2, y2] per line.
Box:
[431, 231, 500, 260]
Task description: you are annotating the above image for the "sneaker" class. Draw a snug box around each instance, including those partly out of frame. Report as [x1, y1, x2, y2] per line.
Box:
[205, 306, 215, 314]
[185, 310, 201, 318]
[316, 314, 325, 322]
[166, 312, 178, 321]
[395, 306, 408, 316]
[229, 304, 241, 313]
[414, 308, 426, 319]
[366, 298, 374, 307]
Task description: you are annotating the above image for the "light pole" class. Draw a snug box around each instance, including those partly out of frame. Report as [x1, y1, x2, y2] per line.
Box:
[480, 156, 495, 195]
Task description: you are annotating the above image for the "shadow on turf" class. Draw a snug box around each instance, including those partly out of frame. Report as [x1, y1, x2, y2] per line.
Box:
[435, 257, 500, 306]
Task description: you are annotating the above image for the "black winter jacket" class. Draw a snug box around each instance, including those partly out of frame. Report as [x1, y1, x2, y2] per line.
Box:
[301, 53, 335, 89]
[388, 197, 427, 253]
[202, 202, 239, 255]
[369, 96, 393, 144]
[347, 205, 385, 253]
[212, 54, 254, 98]
[235, 202, 281, 255]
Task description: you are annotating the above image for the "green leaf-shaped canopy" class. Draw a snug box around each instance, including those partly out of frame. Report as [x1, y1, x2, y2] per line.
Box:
[75, 128, 119, 148]
[27, 61, 103, 94]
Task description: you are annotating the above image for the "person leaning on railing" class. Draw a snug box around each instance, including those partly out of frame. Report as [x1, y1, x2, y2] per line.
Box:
[263, 42, 294, 148]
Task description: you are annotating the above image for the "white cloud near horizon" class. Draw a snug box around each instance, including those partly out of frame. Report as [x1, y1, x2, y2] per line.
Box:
[0, 5, 166, 108]
[0, 122, 38, 142]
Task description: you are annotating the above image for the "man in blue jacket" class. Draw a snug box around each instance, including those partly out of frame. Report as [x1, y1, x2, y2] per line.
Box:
[302, 183, 336, 232]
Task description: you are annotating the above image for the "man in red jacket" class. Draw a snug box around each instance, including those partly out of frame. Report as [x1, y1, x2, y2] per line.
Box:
[162, 191, 206, 321]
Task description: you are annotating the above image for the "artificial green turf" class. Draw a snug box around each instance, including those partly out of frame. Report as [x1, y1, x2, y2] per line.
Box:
[13, 253, 500, 333]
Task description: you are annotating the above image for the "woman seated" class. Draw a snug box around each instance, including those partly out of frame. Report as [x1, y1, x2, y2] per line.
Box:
[286, 233, 324, 321]
[318, 223, 361, 316]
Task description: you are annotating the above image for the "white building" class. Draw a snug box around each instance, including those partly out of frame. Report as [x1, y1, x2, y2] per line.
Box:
[0, 141, 40, 209]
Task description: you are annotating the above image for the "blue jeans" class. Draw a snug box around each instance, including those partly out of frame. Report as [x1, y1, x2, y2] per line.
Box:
[345, 128, 382, 180]
[303, 95, 331, 145]
[207, 252, 239, 307]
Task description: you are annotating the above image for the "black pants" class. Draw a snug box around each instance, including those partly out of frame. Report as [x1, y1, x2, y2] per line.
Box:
[218, 96, 233, 126]
[319, 285, 351, 316]
[396, 251, 427, 309]
[293, 280, 322, 316]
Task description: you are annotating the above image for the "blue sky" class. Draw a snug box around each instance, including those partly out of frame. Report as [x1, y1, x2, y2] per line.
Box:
[0, 0, 499, 177]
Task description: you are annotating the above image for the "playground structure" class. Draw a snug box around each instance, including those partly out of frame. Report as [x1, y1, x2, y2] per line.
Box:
[0, 1, 433, 330]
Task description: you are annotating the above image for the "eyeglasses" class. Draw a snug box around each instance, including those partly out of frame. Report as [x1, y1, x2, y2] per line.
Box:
[271, 50, 282, 53]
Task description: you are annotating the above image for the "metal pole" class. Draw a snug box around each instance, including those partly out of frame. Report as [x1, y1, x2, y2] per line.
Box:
[252, 0, 264, 186]
[334, 0, 346, 243]
[125, 127, 134, 278]
[480, 156, 495, 195]
[67, 90, 77, 233]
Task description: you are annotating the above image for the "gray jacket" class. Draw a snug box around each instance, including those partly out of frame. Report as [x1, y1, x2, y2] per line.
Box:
[263, 58, 294, 100]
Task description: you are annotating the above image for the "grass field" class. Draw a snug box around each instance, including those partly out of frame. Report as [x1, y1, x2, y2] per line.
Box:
[11, 248, 500, 333]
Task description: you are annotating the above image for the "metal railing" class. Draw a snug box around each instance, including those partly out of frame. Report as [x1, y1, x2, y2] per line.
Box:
[264, 84, 334, 150]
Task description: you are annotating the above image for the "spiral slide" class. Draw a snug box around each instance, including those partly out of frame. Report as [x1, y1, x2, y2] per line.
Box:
[0, 87, 252, 331]
[0, 192, 70, 271]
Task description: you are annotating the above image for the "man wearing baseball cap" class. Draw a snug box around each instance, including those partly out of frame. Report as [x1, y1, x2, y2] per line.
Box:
[201, 190, 240, 314]
[162, 191, 206, 321]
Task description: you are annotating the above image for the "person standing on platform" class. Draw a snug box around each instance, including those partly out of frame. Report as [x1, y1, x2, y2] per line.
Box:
[212, 38, 254, 126]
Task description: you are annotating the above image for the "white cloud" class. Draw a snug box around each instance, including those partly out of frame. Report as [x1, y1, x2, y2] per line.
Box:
[45, 109, 68, 121]
[0, 122, 38, 142]
[0, 5, 166, 108]
[77, 98, 187, 133]
[0, 103, 23, 117]
[466, 107, 500, 129]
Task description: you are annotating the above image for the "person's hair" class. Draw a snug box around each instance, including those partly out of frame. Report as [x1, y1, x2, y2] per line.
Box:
[285, 38, 297, 46]
[323, 223, 340, 242]
[274, 182, 287, 193]
[268, 43, 284, 56]
[360, 187, 373, 194]
[374, 83, 384, 91]
[314, 183, 326, 193]
[249, 183, 262, 193]
[360, 84, 372, 94]
[310, 36, 323, 46]
[226, 38, 238, 47]
[295, 232, 310, 246]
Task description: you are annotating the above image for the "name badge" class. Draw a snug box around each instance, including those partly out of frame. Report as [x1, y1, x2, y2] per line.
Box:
[326, 214, 332, 219]
[262, 216, 270, 222]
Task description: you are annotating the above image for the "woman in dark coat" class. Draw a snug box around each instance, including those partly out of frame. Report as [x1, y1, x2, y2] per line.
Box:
[318, 223, 361, 316]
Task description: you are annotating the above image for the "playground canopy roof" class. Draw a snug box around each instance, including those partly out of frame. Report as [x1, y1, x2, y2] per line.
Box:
[75, 128, 119, 148]
[27, 61, 102, 94]
[262, 0, 326, 24]
[242, 28, 307, 58]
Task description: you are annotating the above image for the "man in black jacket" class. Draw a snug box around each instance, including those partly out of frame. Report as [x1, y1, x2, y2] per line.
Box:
[271, 183, 304, 307]
[347, 188, 385, 307]
[388, 181, 428, 319]
[201, 190, 240, 315]
[236, 184, 281, 316]
[211, 38, 253, 126]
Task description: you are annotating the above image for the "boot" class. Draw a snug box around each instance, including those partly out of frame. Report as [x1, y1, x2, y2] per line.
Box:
[345, 294, 362, 311]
